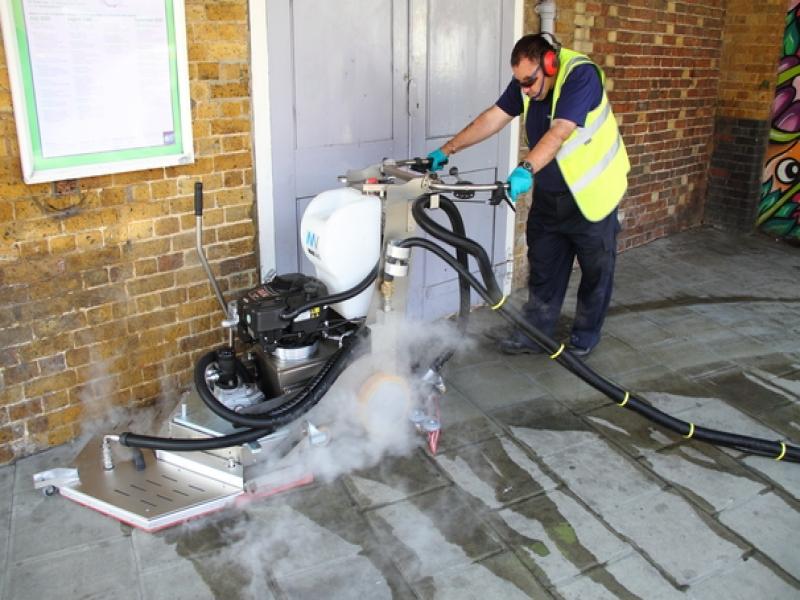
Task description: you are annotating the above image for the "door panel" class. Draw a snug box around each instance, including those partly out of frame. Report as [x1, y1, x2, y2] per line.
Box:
[425, 1, 504, 139]
[265, 0, 513, 319]
[267, 0, 408, 272]
[407, 0, 514, 320]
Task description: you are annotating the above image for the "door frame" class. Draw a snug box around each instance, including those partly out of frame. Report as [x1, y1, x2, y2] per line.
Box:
[249, 1, 277, 280]
[249, 0, 524, 291]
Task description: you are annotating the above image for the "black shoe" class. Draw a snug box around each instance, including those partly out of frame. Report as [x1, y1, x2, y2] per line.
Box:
[567, 343, 594, 358]
[498, 333, 543, 355]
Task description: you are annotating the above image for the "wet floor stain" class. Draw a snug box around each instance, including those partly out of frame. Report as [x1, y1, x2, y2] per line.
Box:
[608, 294, 800, 318]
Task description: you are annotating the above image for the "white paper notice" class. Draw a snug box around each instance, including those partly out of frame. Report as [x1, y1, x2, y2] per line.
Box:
[23, 0, 175, 158]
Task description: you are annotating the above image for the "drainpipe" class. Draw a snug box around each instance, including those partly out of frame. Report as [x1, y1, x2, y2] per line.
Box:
[536, 1, 556, 35]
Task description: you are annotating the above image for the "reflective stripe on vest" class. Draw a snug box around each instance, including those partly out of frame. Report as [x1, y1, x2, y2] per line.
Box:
[521, 48, 629, 222]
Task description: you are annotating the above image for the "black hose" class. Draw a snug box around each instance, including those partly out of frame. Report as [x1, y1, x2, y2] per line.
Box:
[395, 235, 800, 464]
[281, 264, 379, 321]
[194, 330, 362, 428]
[409, 196, 471, 377]
[411, 196, 503, 300]
[119, 328, 367, 450]
[424, 196, 471, 329]
[119, 425, 273, 451]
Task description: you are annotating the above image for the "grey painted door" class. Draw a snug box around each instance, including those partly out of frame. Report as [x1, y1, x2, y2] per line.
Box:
[266, 0, 409, 273]
[266, 0, 513, 319]
[407, 0, 515, 320]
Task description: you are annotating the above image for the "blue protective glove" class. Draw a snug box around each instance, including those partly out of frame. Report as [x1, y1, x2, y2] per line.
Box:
[426, 148, 449, 172]
[506, 166, 533, 202]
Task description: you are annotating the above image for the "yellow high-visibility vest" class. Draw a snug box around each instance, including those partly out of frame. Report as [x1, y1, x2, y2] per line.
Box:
[523, 48, 629, 222]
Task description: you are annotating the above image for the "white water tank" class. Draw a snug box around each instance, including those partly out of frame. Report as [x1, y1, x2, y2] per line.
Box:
[300, 187, 381, 319]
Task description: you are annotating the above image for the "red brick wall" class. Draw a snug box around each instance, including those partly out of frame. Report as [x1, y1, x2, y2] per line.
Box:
[558, 0, 726, 248]
[516, 0, 783, 251]
[513, 1, 728, 287]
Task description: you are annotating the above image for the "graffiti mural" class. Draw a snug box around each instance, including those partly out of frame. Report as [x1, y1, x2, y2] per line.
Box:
[759, 0, 800, 241]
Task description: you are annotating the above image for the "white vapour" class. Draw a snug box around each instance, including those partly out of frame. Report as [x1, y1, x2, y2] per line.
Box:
[257, 313, 472, 483]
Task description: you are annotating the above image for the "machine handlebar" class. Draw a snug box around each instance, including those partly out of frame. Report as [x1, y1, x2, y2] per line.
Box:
[396, 158, 514, 211]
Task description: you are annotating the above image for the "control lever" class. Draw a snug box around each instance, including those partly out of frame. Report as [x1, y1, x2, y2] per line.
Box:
[489, 182, 516, 213]
[448, 167, 475, 200]
[408, 157, 430, 173]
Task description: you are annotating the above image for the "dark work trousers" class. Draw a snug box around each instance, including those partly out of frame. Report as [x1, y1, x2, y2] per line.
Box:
[522, 186, 620, 350]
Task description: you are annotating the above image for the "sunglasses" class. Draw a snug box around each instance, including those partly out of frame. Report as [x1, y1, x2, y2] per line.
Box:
[515, 64, 542, 89]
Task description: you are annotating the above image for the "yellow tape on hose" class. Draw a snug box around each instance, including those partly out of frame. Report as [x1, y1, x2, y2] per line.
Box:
[491, 296, 507, 310]
[776, 442, 787, 461]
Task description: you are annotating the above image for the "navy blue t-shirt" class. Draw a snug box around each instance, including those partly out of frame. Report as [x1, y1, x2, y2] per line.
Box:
[496, 64, 602, 192]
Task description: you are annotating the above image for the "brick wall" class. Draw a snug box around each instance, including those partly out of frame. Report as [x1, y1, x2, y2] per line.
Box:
[514, 0, 728, 287]
[0, 1, 258, 463]
[566, 0, 726, 248]
[512, 0, 785, 284]
[705, 0, 785, 232]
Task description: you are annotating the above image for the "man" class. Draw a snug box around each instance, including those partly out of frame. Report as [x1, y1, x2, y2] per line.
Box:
[427, 33, 629, 357]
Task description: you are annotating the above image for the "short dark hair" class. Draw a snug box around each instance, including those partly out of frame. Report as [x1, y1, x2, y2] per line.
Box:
[510, 33, 556, 66]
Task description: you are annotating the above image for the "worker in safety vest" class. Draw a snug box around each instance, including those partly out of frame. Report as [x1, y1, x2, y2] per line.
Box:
[427, 33, 629, 357]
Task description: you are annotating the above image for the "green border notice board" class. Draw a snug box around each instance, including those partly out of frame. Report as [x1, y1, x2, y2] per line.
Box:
[0, 0, 193, 183]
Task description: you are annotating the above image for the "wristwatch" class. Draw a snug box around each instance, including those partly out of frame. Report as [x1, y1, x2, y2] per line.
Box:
[518, 160, 534, 174]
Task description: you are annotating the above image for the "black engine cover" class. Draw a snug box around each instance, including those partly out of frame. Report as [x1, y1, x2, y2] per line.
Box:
[238, 273, 329, 346]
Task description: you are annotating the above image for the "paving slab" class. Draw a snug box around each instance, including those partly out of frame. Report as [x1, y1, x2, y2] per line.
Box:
[531, 436, 664, 513]
[521, 361, 612, 413]
[365, 487, 504, 584]
[273, 551, 414, 600]
[342, 449, 448, 509]
[577, 334, 660, 380]
[718, 491, 800, 578]
[554, 551, 685, 600]
[488, 489, 630, 587]
[604, 490, 745, 586]
[687, 555, 800, 600]
[4, 227, 800, 598]
[448, 361, 549, 411]
[434, 385, 504, 452]
[10, 486, 129, 563]
[585, 408, 679, 459]
[434, 436, 557, 511]
[694, 366, 799, 417]
[638, 445, 768, 514]
[139, 559, 219, 600]
[4, 537, 138, 600]
[603, 309, 677, 348]
[412, 551, 552, 599]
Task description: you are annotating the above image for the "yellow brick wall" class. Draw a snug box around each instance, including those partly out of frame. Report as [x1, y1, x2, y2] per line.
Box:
[717, 0, 785, 120]
[0, 0, 258, 462]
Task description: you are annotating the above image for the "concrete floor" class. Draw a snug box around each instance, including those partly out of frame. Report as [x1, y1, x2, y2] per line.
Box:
[1, 226, 799, 599]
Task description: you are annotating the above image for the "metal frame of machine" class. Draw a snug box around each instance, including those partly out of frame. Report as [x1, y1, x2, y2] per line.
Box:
[35, 158, 800, 532]
[34, 158, 506, 531]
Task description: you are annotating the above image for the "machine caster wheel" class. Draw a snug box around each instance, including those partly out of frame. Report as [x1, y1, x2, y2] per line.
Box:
[43, 485, 58, 497]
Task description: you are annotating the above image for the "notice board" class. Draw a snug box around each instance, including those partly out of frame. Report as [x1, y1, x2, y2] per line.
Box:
[0, 0, 193, 184]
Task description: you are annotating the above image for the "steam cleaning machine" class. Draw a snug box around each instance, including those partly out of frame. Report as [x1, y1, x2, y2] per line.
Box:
[34, 159, 800, 532]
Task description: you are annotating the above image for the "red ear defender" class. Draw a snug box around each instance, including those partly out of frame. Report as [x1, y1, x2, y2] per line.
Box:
[542, 48, 558, 77]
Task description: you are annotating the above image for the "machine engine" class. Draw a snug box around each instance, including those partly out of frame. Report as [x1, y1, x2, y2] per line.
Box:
[237, 272, 330, 350]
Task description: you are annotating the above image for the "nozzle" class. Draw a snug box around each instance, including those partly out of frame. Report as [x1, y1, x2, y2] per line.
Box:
[102, 435, 120, 471]
[380, 280, 394, 312]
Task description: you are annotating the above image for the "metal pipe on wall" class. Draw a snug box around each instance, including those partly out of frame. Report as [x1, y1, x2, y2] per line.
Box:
[536, 0, 556, 35]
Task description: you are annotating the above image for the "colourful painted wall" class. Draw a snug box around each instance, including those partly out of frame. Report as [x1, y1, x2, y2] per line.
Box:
[758, 0, 800, 241]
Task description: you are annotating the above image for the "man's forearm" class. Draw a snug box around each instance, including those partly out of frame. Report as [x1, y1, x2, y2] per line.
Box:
[441, 106, 512, 157]
[522, 118, 576, 173]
